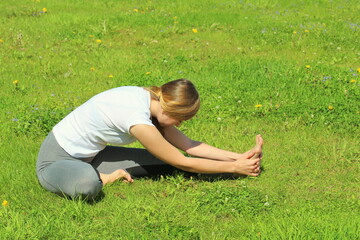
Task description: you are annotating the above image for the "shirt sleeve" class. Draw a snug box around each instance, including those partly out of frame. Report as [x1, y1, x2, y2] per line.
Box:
[124, 111, 154, 133]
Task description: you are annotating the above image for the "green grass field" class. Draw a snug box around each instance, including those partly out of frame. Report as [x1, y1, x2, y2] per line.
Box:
[1, 0, 359, 239]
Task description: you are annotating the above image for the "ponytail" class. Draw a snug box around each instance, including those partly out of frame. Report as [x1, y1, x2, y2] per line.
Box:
[145, 79, 200, 121]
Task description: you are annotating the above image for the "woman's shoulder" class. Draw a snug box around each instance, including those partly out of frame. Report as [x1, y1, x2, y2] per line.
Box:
[93, 86, 149, 107]
[103, 86, 147, 95]
[106, 85, 139, 92]
[93, 86, 145, 98]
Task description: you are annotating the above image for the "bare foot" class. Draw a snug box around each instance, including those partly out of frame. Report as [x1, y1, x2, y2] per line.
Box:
[233, 135, 263, 177]
[251, 134, 263, 159]
[100, 169, 133, 185]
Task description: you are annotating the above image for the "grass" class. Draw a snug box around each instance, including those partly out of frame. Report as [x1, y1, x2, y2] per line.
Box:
[1, 0, 359, 239]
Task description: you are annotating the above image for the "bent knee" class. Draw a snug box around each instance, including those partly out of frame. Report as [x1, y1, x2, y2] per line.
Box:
[75, 178, 103, 199]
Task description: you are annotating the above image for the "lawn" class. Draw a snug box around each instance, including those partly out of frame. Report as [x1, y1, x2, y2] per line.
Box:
[0, 0, 359, 239]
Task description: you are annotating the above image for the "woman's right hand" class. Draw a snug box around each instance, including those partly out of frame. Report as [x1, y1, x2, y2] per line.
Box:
[234, 151, 261, 176]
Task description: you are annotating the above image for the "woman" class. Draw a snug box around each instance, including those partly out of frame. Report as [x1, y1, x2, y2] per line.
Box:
[36, 79, 263, 200]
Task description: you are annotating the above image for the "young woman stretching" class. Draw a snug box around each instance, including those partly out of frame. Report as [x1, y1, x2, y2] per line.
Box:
[36, 79, 263, 200]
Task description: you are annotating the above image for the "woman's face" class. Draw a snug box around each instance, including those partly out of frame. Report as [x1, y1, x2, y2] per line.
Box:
[158, 111, 182, 127]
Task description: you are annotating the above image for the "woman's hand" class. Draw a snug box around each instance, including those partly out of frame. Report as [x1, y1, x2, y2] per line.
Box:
[233, 151, 261, 177]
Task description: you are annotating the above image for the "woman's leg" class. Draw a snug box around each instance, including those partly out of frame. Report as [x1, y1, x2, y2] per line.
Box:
[91, 146, 177, 177]
[38, 160, 102, 199]
[36, 132, 102, 199]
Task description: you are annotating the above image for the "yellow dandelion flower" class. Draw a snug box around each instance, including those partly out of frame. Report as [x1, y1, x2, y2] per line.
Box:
[305, 65, 311, 69]
[90, 67, 95, 71]
[2, 200, 8, 206]
[293, 31, 297, 34]
[108, 74, 114, 78]
[96, 39, 102, 43]
[255, 104, 262, 108]
[173, 16, 178, 20]
[328, 105, 334, 110]
[146, 72, 151, 75]
[174, 21, 179, 24]
[89, 35, 94, 38]
[350, 79, 356, 83]
[192, 28, 198, 33]
[13, 80, 19, 85]
[133, 9, 139, 12]
[42, 8, 47, 13]
[357, 68, 360, 73]
[304, 29, 309, 33]
[0, 39, 4, 43]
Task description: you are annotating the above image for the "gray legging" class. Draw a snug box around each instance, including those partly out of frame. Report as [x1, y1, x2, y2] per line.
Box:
[36, 132, 176, 199]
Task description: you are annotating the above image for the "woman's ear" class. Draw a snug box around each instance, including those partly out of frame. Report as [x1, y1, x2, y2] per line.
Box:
[159, 107, 166, 116]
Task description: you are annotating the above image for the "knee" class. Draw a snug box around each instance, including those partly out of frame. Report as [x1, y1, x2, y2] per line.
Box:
[75, 178, 102, 200]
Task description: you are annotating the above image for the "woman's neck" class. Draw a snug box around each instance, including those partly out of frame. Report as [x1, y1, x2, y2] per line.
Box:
[150, 99, 161, 118]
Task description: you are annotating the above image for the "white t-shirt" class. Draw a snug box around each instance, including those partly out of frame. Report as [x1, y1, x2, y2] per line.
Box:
[53, 86, 154, 158]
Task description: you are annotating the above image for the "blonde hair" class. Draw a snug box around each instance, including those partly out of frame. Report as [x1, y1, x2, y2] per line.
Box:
[146, 79, 200, 121]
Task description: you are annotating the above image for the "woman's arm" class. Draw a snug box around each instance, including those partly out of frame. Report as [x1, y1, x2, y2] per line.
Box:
[162, 126, 245, 161]
[130, 124, 260, 176]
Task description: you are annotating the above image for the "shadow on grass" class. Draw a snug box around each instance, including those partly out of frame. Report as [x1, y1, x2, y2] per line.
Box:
[50, 166, 266, 204]
[53, 190, 106, 204]
[141, 165, 266, 182]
